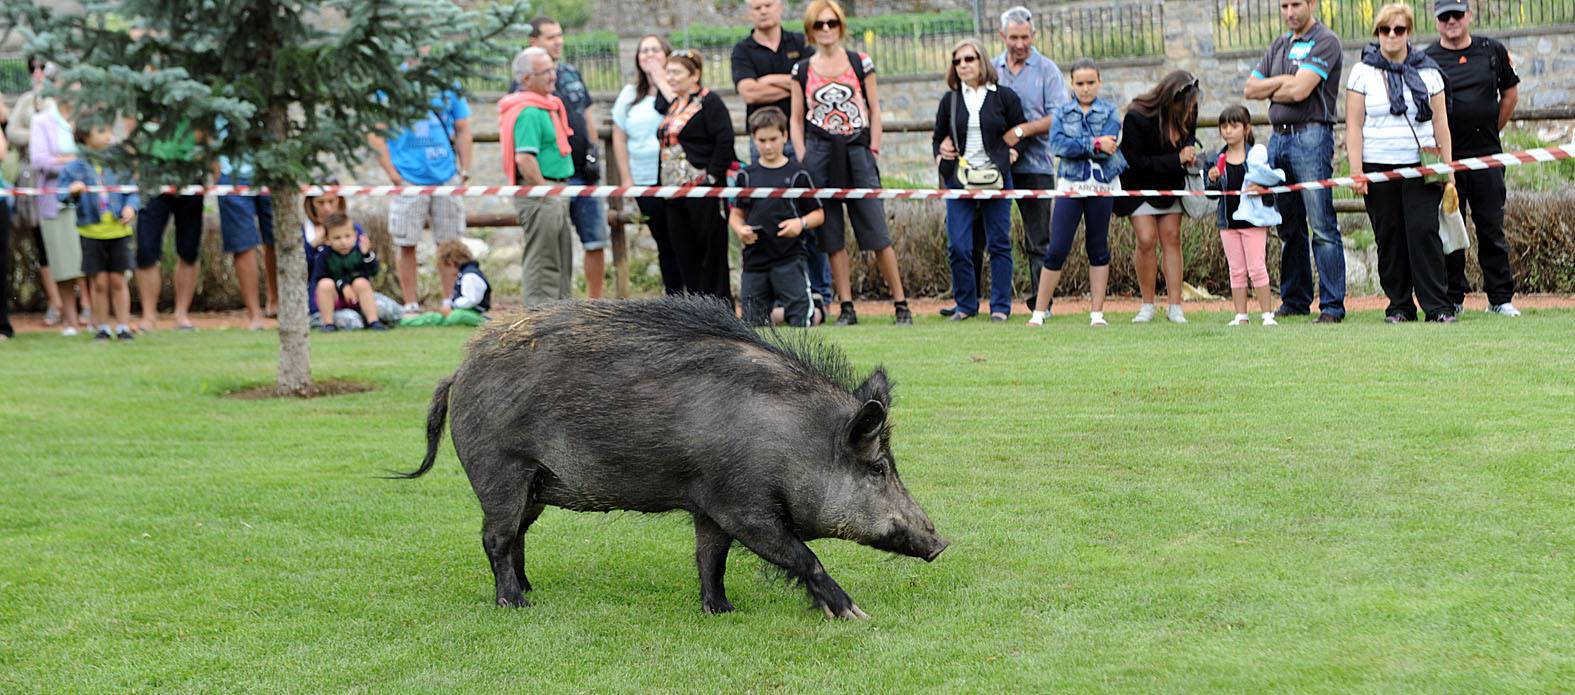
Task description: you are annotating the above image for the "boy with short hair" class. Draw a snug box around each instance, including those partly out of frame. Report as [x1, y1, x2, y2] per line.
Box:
[728, 106, 825, 327]
[438, 239, 490, 325]
[311, 212, 387, 332]
[60, 120, 139, 341]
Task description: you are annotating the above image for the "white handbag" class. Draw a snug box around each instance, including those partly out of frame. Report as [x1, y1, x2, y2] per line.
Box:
[1439, 205, 1470, 255]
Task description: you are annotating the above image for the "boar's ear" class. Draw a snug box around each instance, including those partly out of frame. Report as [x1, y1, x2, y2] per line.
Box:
[846, 399, 888, 448]
[853, 367, 892, 409]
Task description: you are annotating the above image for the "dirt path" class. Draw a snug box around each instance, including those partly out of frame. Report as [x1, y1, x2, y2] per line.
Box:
[9, 294, 1575, 335]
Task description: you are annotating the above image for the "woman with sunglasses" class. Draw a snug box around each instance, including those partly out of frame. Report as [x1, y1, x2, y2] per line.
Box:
[1116, 70, 1201, 323]
[789, 0, 912, 326]
[612, 34, 683, 296]
[932, 38, 1026, 322]
[654, 49, 736, 303]
[1347, 3, 1455, 323]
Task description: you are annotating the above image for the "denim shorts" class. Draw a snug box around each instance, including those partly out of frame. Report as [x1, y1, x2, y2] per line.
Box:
[217, 175, 276, 253]
[568, 176, 609, 251]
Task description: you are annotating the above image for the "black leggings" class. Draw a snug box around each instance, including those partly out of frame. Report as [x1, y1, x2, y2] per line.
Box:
[664, 198, 732, 304]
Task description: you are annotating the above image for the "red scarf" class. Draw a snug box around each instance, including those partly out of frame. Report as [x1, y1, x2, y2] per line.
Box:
[500, 91, 573, 183]
[659, 88, 709, 146]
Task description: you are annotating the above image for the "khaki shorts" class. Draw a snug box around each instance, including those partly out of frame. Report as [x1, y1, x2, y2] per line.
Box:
[388, 182, 465, 247]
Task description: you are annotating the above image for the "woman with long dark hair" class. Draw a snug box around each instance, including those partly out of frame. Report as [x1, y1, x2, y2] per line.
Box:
[612, 34, 682, 295]
[1116, 70, 1200, 324]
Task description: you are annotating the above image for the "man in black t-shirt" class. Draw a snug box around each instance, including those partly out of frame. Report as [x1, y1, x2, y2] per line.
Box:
[1425, 0, 1523, 316]
[1244, 0, 1346, 324]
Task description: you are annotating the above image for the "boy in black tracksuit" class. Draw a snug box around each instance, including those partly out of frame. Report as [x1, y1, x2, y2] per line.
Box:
[729, 107, 825, 327]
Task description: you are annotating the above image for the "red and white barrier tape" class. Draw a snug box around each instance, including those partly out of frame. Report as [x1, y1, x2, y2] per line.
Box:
[5, 143, 1571, 200]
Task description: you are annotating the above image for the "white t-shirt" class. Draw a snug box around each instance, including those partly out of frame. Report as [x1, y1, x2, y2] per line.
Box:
[960, 84, 989, 165]
[1346, 61, 1446, 165]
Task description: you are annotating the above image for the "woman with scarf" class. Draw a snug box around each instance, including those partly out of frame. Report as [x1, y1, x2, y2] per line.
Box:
[654, 49, 735, 303]
[1346, 3, 1455, 323]
[789, 0, 911, 326]
[931, 38, 1025, 322]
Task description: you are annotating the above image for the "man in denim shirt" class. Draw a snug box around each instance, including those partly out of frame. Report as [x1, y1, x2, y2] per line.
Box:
[994, 6, 1069, 311]
[1244, 0, 1346, 323]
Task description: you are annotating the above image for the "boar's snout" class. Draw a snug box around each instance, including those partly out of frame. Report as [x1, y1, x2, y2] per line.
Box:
[924, 538, 949, 562]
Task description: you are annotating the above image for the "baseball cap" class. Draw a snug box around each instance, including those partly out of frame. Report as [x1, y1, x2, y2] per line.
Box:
[1435, 0, 1469, 17]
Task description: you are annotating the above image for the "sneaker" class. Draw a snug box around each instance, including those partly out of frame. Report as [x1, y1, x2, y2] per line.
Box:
[1089, 311, 1107, 327]
[1453, 303, 1465, 316]
[1166, 304, 1187, 324]
[938, 305, 958, 318]
[1312, 313, 1343, 324]
[1384, 314, 1411, 324]
[117, 328, 136, 341]
[1026, 309, 1048, 327]
[1260, 312, 1277, 326]
[61, 326, 79, 337]
[1431, 313, 1458, 324]
[989, 312, 1008, 323]
[893, 301, 913, 325]
[1132, 304, 1157, 323]
[319, 324, 338, 333]
[1273, 305, 1310, 318]
[1487, 302, 1522, 317]
[1227, 314, 1250, 326]
[368, 320, 389, 331]
[94, 328, 112, 342]
[834, 302, 858, 326]
[401, 302, 423, 315]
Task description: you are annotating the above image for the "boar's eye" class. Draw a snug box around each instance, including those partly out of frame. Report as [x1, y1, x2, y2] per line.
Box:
[866, 454, 890, 476]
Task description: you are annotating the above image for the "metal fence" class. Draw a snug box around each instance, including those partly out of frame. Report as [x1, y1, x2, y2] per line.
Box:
[460, 38, 623, 95]
[1214, 0, 1575, 53]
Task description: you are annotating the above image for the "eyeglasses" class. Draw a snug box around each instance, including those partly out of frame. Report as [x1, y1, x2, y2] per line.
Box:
[1438, 10, 1466, 22]
[812, 18, 841, 31]
[1377, 24, 1410, 36]
[952, 54, 979, 66]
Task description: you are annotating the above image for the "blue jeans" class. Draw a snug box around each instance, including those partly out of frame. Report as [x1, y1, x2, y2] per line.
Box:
[945, 173, 1014, 316]
[1268, 124, 1345, 317]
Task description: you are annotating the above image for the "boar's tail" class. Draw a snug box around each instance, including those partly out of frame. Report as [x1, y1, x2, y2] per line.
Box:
[389, 373, 455, 480]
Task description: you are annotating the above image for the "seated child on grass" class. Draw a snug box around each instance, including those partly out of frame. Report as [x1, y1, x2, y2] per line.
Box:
[310, 212, 386, 332]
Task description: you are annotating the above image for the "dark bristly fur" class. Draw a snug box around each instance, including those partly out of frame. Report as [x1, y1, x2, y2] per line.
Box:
[396, 296, 947, 618]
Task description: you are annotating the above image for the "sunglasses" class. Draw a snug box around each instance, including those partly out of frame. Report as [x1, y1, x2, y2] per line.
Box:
[952, 54, 979, 66]
[812, 18, 841, 30]
[1438, 10, 1466, 22]
[1377, 24, 1410, 36]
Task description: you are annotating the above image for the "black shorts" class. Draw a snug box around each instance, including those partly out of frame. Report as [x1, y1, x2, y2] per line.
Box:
[81, 236, 135, 276]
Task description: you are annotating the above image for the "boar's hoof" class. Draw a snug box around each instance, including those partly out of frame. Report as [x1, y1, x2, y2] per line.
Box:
[702, 598, 735, 615]
[496, 595, 532, 608]
[821, 603, 870, 621]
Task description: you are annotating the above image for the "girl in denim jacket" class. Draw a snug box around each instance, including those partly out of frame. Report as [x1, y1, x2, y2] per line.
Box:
[1028, 59, 1127, 327]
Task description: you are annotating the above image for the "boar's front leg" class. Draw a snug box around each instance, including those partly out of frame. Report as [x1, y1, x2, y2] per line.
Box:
[692, 513, 735, 614]
[729, 520, 869, 620]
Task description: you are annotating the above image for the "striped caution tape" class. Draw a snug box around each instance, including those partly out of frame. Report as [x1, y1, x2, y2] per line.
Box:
[5, 143, 1572, 199]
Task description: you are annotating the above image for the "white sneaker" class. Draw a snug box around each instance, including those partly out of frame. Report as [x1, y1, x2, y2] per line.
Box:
[1089, 311, 1107, 327]
[1132, 304, 1157, 323]
[61, 326, 79, 337]
[1487, 302, 1522, 317]
[1227, 313, 1249, 326]
[1261, 312, 1278, 326]
[1166, 304, 1187, 324]
[1026, 310, 1047, 327]
[402, 302, 423, 315]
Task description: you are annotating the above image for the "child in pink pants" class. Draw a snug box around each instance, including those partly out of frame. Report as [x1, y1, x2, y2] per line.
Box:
[1209, 106, 1277, 326]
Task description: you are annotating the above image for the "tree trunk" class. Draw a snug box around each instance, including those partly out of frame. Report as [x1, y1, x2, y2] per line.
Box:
[273, 184, 312, 395]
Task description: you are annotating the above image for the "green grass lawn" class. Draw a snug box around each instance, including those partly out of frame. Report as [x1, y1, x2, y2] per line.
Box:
[4, 309, 1574, 691]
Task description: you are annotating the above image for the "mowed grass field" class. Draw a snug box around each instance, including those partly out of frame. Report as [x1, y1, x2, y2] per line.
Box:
[3, 308, 1573, 691]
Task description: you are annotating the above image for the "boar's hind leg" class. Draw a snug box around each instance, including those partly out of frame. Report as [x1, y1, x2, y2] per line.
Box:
[730, 522, 869, 620]
[692, 513, 734, 614]
[516, 503, 546, 593]
[479, 466, 539, 608]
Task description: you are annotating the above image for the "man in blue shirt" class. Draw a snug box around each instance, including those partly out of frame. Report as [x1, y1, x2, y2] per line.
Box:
[994, 6, 1069, 311]
[531, 16, 610, 299]
[368, 52, 474, 314]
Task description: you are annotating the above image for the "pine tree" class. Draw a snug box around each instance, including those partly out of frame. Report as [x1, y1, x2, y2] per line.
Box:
[3, 0, 528, 394]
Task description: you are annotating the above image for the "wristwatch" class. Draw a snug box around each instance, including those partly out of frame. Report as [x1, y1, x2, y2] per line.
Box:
[1013, 126, 1025, 139]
